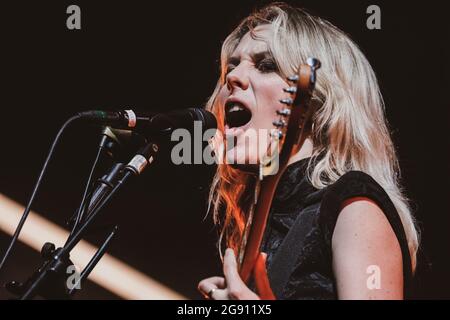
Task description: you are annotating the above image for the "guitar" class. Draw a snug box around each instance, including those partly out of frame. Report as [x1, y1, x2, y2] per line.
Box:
[237, 57, 321, 299]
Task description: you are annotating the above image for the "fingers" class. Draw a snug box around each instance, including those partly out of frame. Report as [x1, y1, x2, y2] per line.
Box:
[199, 248, 260, 300]
[197, 276, 225, 299]
[223, 248, 250, 300]
[223, 248, 245, 286]
[207, 288, 230, 300]
[198, 276, 225, 289]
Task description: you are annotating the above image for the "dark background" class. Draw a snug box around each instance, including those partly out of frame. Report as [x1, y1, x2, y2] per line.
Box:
[0, 0, 448, 299]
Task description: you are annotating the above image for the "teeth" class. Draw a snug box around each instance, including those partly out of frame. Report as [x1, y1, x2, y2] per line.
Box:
[225, 101, 252, 129]
[228, 105, 244, 113]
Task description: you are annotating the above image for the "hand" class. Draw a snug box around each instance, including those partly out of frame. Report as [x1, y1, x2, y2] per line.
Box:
[198, 248, 261, 300]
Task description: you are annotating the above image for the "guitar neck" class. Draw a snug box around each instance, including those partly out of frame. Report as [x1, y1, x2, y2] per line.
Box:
[238, 169, 286, 284]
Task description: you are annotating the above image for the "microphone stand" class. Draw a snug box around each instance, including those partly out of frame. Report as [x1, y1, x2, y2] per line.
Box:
[6, 142, 158, 300]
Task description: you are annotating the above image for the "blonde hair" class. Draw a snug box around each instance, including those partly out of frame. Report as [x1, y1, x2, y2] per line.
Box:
[206, 3, 419, 270]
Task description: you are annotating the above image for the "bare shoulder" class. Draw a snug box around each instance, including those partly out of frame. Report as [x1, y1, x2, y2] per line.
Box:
[331, 198, 403, 299]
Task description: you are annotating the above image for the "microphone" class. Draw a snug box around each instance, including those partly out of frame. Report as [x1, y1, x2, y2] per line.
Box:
[99, 126, 148, 159]
[78, 108, 217, 133]
[77, 110, 149, 129]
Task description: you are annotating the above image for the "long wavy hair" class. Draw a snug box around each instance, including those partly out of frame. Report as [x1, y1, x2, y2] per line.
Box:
[205, 3, 419, 270]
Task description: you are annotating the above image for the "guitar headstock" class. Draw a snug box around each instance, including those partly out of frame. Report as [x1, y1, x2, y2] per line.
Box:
[259, 57, 321, 179]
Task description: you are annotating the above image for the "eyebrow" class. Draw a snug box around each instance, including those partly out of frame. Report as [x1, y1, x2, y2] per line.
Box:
[227, 50, 272, 66]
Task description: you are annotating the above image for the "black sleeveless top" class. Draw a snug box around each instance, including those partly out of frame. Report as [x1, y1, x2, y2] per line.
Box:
[260, 157, 413, 299]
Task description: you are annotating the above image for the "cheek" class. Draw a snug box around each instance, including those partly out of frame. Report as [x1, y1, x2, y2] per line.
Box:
[252, 76, 287, 125]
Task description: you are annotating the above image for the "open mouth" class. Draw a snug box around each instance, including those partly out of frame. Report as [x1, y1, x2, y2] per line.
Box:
[224, 100, 252, 129]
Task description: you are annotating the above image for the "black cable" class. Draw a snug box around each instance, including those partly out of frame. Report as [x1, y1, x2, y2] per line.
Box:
[0, 114, 81, 274]
[66, 143, 103, 243]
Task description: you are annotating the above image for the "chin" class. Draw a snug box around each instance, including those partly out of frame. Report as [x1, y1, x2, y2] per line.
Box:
[225, 147, 260, 174]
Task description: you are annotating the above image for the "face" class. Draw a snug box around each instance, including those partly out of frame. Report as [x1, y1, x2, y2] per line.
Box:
[216, 25, 289, 167]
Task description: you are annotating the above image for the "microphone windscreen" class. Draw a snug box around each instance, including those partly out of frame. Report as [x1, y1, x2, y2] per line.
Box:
[189, 108, 217, 131]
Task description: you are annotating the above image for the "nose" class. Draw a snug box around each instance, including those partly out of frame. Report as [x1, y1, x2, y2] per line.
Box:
[226, 64, 249, 92]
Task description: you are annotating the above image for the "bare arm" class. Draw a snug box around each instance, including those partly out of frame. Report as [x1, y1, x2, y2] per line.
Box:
[332, 198, 403, 299]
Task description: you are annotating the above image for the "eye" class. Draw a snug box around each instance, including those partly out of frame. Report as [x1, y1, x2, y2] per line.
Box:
[226, 64, 236, 75]
[256, 58, 278, 73]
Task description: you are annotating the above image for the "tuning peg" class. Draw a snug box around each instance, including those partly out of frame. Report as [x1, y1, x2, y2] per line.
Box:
[276, 109, 291, 116]
[283, 87, 297, 94]
[287, 75, 299, 82]
[306, 57, 321, 69]
[271, 130, 283, 139]
[273, 120, 287, 128]
[279, 98, 293, 105]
